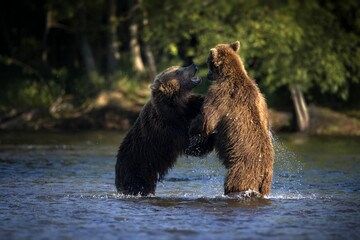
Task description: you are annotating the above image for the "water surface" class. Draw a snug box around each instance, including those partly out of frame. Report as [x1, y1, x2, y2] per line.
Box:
[0, 131, 359, 239]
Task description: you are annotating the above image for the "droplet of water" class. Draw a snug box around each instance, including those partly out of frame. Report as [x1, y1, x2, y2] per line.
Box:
[271, 134, 305, 199]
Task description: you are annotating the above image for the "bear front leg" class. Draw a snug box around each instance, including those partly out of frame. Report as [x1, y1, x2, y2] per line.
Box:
[186, 97, 221, 157]
[186, 94, 205, 119]
[186, 133, 216, 157]
[189, 114, 204, 136]
[186, 114, 217, 157]
[202, 101, 223, 137]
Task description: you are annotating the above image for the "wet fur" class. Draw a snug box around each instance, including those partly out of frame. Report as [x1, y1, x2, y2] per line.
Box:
[189, 42, 274, 197]
[115, 65, 213, 196]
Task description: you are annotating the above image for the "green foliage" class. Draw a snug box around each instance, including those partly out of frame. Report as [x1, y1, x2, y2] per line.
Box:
[0, 76, 57, 108]
[142, 0, 360, 107]
[228, 0, 360, 102]
[1, 0, 359, 109]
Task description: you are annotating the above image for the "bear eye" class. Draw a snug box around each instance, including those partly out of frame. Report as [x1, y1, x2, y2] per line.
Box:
[175, 70, 181, 76]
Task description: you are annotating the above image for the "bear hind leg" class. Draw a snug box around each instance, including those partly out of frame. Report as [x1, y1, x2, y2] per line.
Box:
[116, 170, 156, 196]
[259, 169, 273, 197]
[223, 165, 263, 197]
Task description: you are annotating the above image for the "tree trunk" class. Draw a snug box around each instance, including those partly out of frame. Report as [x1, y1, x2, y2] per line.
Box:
[142, 11, 157, 80]
[78, 6, 96, 76]
[128, 0, 145, 73]
[129, 22, 144, 72]
[290, 85, 309, 132]
[144, 43, 157, 80]
[81, 39, 96, 75]
[42, 10, 52, 63]
[105, 0, 119, 77]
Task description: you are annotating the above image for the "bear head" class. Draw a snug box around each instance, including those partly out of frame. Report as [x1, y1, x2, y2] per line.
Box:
[207, 41, 246, 81]
[151, 63, 201, 97]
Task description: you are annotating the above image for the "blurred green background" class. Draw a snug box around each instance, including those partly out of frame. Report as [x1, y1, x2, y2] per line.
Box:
[0, 0, 359, 132]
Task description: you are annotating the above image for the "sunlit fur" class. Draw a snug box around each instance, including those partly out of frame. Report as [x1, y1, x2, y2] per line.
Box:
[190, 41, 274, 197]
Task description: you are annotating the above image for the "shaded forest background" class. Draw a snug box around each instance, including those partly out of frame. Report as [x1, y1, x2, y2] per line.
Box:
[0, 0, 360, 132]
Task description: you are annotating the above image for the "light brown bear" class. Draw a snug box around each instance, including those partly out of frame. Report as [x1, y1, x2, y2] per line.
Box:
[188, 41, 274, 197]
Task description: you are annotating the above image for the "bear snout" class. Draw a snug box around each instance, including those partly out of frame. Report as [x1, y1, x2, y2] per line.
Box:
[187, 63, 198, 76]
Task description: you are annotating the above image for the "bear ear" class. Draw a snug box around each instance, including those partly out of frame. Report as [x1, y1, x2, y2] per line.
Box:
[151, 79, 178, 95]
[150, 80, 162, 92]
[151, 71, 168, 92]
[230, 41, 240, 52]
[209, 48, 218, 61]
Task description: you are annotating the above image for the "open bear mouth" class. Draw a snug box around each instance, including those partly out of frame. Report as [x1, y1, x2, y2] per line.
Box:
[191, 76, 202, 85]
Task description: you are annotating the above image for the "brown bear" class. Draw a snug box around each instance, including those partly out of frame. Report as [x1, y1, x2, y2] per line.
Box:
[115, 64, 213, 196]
[188, 41, 274, 197]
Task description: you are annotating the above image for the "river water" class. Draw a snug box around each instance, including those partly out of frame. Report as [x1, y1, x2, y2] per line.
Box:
[0, 131, 359, 239]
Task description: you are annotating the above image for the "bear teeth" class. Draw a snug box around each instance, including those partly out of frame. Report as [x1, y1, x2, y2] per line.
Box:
[191, 77, 201, 83]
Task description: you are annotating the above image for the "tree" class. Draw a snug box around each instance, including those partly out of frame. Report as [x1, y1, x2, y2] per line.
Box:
[78, 4, 96, 77]
[230, 0, 360, 131]
[1, 0, 359, 119]
[127, 0, 145, 73]
[142, 8, 157, 80]
[105, 0, 120, 77]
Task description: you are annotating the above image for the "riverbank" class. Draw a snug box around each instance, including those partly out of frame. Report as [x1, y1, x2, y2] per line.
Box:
[269, 106, 360, 136]
[0, 89, 148, 131]
[1, 90, 360, 136]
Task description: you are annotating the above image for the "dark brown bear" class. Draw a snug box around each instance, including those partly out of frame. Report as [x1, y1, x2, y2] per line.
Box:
[188, 41, 274, 197]
[115, 64, 213, 196]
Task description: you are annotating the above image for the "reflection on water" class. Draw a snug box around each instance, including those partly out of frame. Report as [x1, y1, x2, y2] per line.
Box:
[0, 131, 359, 239]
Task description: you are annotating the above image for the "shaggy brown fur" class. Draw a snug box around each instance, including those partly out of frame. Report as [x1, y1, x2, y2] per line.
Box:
[188, 41, 274, 197]
[115, 64, 213, 196]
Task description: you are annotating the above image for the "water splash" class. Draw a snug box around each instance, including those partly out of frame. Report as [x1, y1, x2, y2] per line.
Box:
[270, 134, 305, 199]
[270, 192, 319, 200]
[108, 134, 307, 201]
